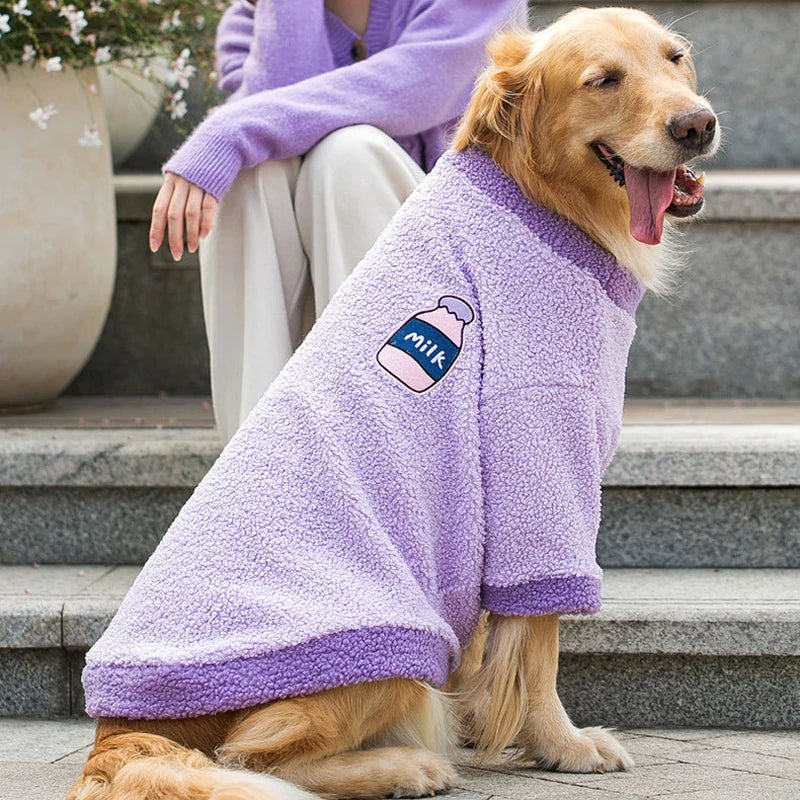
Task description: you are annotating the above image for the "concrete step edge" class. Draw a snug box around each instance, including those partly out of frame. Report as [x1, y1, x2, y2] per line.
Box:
[2, 423, 798, 488]
[606, 424, 800, 486]
[1, 566, 798, 657]
[0, 428, 220, 488]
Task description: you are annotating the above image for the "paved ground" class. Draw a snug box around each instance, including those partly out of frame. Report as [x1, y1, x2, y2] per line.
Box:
[1, 719, 798, 800]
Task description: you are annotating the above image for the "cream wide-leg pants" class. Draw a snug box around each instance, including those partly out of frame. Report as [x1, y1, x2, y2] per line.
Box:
[199, 125, 426, 444]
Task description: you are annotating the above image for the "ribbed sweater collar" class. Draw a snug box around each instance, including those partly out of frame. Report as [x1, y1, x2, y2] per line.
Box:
[325, 0, 398, 60]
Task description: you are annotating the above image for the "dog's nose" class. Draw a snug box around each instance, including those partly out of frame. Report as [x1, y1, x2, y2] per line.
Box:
[668, 109, 717, 152]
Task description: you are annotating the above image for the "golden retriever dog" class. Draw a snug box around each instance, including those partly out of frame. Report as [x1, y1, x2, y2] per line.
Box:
[68, 8, 718, 800]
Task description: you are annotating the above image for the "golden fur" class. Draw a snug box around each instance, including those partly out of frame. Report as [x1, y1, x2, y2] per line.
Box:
[69, 8, 718, 799]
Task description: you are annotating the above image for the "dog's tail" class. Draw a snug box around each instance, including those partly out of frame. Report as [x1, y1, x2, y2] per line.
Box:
[67, 729, 320, 800]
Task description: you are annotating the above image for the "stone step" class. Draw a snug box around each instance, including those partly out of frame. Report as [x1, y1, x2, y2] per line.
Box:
[1, 398, 797, 568]
[68, 169, 800, 398]
[1, 566, 797, 728]
[628, 172, 800, 399]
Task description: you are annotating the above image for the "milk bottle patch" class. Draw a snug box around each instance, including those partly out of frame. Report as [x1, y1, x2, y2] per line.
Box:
[377, 296, 474, 393]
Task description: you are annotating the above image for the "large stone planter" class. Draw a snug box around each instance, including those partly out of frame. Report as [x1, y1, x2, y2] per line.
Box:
[0, 65, 116, 411]
[99, 57, 167, 168]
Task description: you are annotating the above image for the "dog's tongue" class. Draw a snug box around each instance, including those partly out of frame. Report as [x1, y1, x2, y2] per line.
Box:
[623, 163, 677, 245]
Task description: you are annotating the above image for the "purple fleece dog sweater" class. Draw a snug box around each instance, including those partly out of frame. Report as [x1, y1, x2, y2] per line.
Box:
[83, 148, 644, 719]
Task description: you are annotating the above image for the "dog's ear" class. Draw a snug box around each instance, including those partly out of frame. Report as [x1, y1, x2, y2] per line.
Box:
[453, 29, 544, 154]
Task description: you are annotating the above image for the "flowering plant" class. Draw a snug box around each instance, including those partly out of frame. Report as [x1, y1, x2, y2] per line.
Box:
[0, 0, 225, 141]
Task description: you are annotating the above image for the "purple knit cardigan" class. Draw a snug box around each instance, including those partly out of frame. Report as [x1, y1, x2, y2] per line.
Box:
[83, 148, 644, 720]
[163, 0, 521, 200]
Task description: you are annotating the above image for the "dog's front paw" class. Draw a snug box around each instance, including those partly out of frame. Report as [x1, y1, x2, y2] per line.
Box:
[529, 726, 633, 774]
[576, 727, 633, 773]
[389, 750, 457, 797]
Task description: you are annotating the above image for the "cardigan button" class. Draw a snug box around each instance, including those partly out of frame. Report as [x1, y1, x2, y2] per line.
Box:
[351, 39, 368, 61]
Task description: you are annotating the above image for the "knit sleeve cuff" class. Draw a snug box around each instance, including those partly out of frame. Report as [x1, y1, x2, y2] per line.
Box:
[162, 125, 245, 201]
[482, 575, 602, 617]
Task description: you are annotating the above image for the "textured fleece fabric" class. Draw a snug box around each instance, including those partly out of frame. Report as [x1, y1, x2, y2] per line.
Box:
[163, 0, 521, 200]
[83, 148, 644, 719]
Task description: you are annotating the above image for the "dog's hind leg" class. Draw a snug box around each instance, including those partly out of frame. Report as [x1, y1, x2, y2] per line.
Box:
[462, 613, 632, 773]
[67, 727, 316, 800]
[277, 746, 455, 799]
[217, 678, 456, 799]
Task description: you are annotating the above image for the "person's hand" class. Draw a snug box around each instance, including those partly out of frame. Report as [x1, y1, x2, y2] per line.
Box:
[150, 173, 218, 261]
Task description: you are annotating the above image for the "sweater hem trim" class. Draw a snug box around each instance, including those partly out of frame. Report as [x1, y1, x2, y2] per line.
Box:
[482, 575, 602, 617]
[83, 625, 452, 720]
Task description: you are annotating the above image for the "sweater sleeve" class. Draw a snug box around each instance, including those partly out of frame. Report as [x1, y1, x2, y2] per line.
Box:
[164, 0, 521, 200]
[479, 385, 604, 617]
[215, 1, 256, 96]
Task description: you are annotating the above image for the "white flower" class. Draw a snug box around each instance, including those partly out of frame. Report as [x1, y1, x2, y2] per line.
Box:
[59, 6, 88, 44]
[29, 105, 58, 130]
[160, 10, 181, 31]
[75, 22, 87, 38]
[45, 57, 63, 72]
[166, 48, 196, 90]
[167, 90, 188, 120]
[0, 15, 11, 36]
[12, 0, 32, 17]
[94, 46, 112, 64]
[72, 18, 88, 44]
[78, 125, 103, 147]
[22, 44, 37, 62]
[89, 1, 105, 12]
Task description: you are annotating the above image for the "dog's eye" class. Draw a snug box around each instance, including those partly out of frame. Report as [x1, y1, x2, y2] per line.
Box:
[669, 51, 686, 64]
[585, 74, 620, 89]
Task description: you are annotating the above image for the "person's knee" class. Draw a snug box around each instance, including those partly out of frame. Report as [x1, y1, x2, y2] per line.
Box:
[304, 125, 400, 187]
[251, 156, 299, 191]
